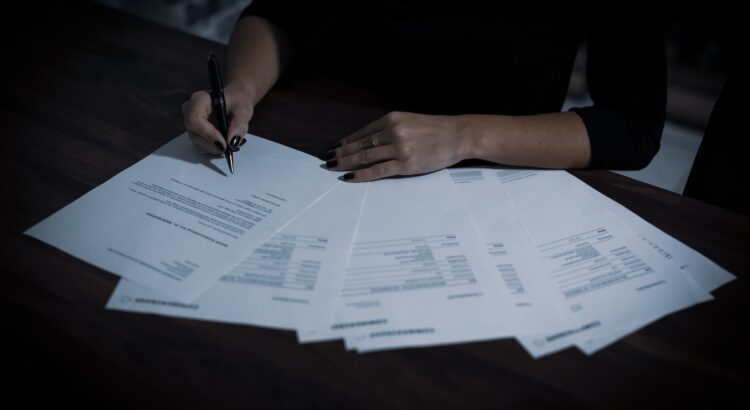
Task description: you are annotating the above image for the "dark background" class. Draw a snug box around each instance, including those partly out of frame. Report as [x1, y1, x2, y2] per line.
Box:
[2, 2, 747, 408]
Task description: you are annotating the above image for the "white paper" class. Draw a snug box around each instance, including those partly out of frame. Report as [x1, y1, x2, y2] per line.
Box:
[572, 185, 735, 354]
[324, 171, 521, 350]
[450, 169, 573, 336]
[595, 188, 734, 294]
[348, 168, 575, 353]
[26, 134, 338, 302]
[89, 130, 732, 357]
[106, 182, 367, 331]
[240, 133, 321, 163]
[493, 170, 711, 358]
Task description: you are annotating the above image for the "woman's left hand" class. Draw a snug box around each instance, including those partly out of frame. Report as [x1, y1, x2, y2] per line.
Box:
[324, 112, 471, 182]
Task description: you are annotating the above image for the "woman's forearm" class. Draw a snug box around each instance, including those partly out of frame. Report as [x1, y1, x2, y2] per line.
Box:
[225, 16, 291, 106]
[459, 111, 592, 169]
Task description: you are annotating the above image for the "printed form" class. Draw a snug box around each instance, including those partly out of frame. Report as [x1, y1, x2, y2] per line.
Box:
[568, 181, 734, 354]
[358, 169, 717, 355]
[349, 169, 574, 352]
[318, 171, 521, 350]
[58, 131, 730, 356]
[492, 170, 713, 358]
[451, 169, 573, 336]
[107, 182, 367, 331]
[26, 134, 338, 302]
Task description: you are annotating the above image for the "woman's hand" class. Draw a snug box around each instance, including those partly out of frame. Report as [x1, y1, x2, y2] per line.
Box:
[181, 86, 256, 154]
[324, 112, 472, 182]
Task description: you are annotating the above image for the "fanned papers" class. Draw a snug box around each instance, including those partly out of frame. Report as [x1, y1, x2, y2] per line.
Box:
[26, 133, 733, 357]
[26, 134, 339, 302]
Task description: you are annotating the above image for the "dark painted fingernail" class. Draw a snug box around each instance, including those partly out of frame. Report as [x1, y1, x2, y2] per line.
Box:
[214, 141, 225, 152]
[230, 135, 241, 148]
[239, 138, 247, 147]
[322, 150, 336, 160]
[325, 159, 338, 168]
[342, 172, 354, 181]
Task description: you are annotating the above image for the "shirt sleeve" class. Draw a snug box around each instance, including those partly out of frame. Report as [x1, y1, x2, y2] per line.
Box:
[569, 14, 667, 170]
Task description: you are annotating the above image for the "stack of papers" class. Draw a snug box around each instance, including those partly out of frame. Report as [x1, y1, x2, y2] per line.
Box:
[26, 134, 735, 357]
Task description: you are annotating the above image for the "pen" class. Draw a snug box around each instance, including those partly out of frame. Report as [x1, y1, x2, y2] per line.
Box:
[207, 52, 234, 174]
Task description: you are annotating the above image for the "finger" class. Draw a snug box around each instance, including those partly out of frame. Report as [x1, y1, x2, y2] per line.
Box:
[328, 145, 396, 171]
[227, 105, 253, 150]
[189, 131, 223, 154]
[337, 131, 390, 156]
[334, 115, 390, 147]
[183, 91, 227, 147]
[341, 160, 403, 182]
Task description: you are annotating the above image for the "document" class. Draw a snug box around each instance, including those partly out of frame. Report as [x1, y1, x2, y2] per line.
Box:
[323, 170, 521, 350]
[88, 131, 733, 357]
[238, 133, 321, 163]
[450, 169, 573, 335]
[106, 182, 367, 331]
[572, 186, 735, 354]
[501, 170, 712, 358]
[504, 170, 732, 356]
[26, 134, 338, 302]
[347, 169, 575, 352]
[596, 189, 734, 293]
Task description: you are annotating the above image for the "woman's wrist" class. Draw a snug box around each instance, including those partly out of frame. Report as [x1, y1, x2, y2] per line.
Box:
[455, 114, 474, 161]
[225, 82, 258, 107]
[455, 114, 507, 162]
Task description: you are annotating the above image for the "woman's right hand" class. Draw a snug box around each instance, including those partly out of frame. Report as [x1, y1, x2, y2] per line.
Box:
[182, 86, 256, 154]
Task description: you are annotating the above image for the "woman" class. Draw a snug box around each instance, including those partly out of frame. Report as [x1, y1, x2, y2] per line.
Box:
[183, 1, 666, 182]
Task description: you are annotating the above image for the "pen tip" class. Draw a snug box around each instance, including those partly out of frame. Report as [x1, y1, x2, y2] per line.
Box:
[226, 151, 234, 175]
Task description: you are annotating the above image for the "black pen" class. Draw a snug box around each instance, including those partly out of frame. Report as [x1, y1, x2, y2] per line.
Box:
[207, 52, 234, 174]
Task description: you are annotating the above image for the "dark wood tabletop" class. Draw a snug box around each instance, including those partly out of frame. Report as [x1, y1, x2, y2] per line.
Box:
[4, 2, 749, 408]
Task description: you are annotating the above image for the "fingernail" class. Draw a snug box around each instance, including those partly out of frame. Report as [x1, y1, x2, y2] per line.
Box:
[214, 141, 225, 152]
[239, 138, 247, 147]
[322, 150, 336, 160]
[342, 172, 354, 181]
[230, 135, 241, 148]
[325, 159, 338, 168]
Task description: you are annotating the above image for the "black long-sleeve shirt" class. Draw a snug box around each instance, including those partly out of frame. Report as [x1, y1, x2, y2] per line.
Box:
[239, 1, 666, 170]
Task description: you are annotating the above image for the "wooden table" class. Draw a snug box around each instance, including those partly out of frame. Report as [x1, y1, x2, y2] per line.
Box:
[4, 2, 749, 408]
